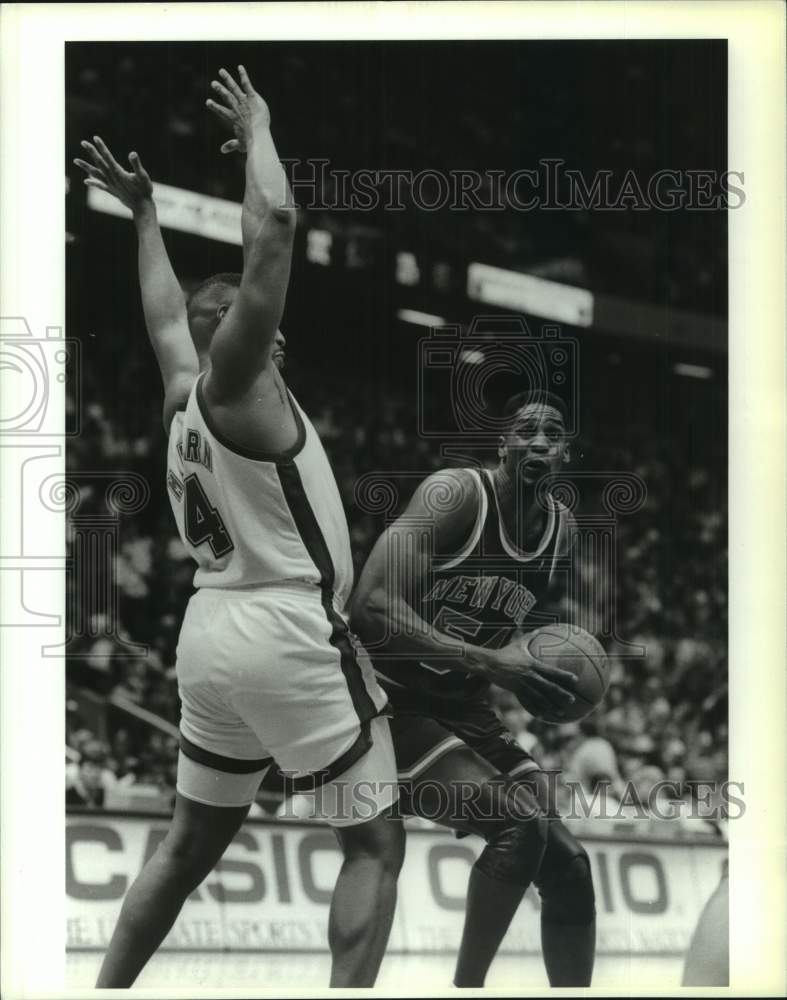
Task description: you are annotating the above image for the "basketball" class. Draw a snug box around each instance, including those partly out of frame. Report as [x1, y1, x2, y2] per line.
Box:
[517, 623, 610, 724]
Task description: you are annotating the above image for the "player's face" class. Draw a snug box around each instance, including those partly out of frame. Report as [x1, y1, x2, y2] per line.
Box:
[500, 403, 569, 484]
[80, 760, 103, 790]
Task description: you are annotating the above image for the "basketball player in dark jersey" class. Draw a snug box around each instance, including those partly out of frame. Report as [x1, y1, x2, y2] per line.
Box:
[351, 391, 596, 987]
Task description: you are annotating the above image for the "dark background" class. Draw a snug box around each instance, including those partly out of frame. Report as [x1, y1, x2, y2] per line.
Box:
[64, 40, 728, 818]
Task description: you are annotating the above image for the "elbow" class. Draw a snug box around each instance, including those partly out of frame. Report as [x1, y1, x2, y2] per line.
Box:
[270, 205, 297, 230]
[349, 586, 389, 645]
[255, 204, 296, 236]
[247, 209, 296, 257]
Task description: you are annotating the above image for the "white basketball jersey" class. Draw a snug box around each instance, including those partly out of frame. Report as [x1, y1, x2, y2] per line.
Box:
[166, 374, 354, 608]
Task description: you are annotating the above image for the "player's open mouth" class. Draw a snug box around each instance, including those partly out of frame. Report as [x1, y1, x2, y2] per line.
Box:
[523, 459, 550, 472]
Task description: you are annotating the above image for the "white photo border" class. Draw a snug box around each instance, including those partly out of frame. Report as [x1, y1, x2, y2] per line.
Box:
[1, 2, 785, 996]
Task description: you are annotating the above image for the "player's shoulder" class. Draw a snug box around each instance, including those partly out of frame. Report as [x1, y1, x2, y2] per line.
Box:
[557, 501, 578, 529]
[406, 467, 482, 539]
[414, 467, 481, 511]
[547, 489, 577, 523]
[563, 507, 579, 537]
[548, 493, 579, 556]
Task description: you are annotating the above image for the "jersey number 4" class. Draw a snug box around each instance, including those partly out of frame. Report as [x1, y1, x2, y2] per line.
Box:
[184, 474, 234, 558]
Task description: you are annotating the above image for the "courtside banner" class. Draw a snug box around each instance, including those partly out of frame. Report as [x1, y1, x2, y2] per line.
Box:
[66, 812, 727, 956]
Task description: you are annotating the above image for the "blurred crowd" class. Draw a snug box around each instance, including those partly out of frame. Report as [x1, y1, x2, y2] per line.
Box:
[65, 361, 728, 836]
[64, 41, 727, 831]
[66, 42, 726, 316]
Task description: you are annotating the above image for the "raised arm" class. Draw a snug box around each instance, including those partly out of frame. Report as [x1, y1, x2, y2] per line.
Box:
[204, 67, 296, 401]
[74, 138, 197, 430]
[349, 470, 578, 717]
[206, 66, 285, 263]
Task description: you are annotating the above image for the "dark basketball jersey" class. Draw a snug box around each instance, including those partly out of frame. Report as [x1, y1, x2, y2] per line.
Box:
[373, 467, 571, 703]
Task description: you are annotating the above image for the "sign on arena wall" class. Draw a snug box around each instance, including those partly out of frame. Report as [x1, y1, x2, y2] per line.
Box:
[66, 813, 727, 957]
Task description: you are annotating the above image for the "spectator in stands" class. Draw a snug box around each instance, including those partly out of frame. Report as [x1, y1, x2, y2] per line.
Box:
[108, 728, 139, 782]
[66, 740, 117, 809]
[567, 718, 626, 802]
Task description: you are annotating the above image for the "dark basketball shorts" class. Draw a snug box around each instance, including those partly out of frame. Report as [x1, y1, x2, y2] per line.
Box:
[384, 686, 543, 784]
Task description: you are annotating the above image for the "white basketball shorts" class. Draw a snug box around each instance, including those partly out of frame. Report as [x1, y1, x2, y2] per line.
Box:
[174, 583, 398, 825]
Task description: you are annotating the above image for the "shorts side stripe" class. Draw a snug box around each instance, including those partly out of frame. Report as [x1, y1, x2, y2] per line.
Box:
[277, 459, 378, 723]
[508, 758, 541, 777]
[323, 593, 380, 724]
[287, 719, 373, 792]
[398, 735, 465, 780]
[179, 732, 272, 775]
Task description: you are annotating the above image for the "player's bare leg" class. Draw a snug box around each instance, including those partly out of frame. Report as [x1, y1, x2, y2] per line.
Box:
[95, 792, 250, 987]
[328, 807, 405, 987]
[402, 747, 548, 988]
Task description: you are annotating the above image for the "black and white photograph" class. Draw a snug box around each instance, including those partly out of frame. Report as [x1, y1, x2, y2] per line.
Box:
[1, 2, 785, 996]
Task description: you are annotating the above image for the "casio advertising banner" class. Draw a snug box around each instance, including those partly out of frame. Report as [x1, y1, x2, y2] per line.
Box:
[66, 813, 727, 956]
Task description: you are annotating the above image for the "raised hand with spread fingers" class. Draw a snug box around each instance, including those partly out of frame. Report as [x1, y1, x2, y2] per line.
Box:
[74, 136, 153, 211]
[73, 136, 197, 429]
[206, 64, 271, 156]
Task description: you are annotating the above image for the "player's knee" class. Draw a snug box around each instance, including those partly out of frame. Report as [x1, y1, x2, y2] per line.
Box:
[377, 819, 406, 877]
[157, 831, 218, 889]
[476, 814, 548, 886]
[537, 845, 596, 925]
[338, 813, 405, 876]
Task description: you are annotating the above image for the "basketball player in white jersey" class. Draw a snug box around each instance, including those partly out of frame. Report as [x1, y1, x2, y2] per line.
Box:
[75, 67, 403, 988]
[351, 393, 596, 987]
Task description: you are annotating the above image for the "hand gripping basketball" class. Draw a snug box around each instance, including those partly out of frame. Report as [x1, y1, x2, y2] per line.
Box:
[517, 624, 610, 724]
[485, 632, 579, 720]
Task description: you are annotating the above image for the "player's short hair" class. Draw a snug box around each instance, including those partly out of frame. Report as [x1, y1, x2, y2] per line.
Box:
[186, 272, 242, 323]
[503, 390, 568, 426]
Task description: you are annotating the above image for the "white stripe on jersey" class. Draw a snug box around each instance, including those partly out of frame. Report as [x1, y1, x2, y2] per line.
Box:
[435, 468, 488, 572]
[483, 468, 557, 562]
[166, 375, 353, 607]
